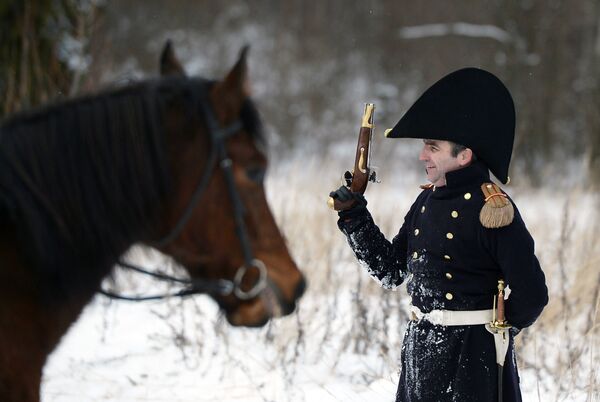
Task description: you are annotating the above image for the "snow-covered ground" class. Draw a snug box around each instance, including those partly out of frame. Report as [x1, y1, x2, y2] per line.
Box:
[42, 154, 599, 401]
[42, 295, 400, 402]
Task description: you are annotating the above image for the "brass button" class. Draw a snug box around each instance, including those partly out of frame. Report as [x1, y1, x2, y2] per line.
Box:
[464, 192, 472, 200]
[445, 292, 454, 300]
[432, 186, 436, 192]
[412, 251, 418, 259]
[445, 272, 453, 279]
[414, 229, 420, 236]
[446, 232, 454, 239]
[451, 211, 459, 218]
[444, 255, 451, 260]
[421, 206, 426, 213]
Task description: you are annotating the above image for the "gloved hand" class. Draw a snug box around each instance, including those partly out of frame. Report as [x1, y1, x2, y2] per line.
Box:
[329, 185, 368, 217]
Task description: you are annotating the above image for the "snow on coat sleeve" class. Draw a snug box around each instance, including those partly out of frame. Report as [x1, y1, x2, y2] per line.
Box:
[479, 203, 549, 330]
[336, 203, 416, 289]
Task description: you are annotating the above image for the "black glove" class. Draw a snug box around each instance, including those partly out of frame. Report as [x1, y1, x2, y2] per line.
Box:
[329, 186, 368, 218]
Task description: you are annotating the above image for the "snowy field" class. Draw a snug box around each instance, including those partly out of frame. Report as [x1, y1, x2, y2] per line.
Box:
[42, 154, 599, 401]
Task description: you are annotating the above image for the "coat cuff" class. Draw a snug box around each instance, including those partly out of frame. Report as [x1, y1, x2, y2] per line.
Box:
[336, 206, 371, 233]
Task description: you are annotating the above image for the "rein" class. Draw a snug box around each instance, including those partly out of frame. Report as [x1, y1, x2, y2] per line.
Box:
[100, 92, 267, 302]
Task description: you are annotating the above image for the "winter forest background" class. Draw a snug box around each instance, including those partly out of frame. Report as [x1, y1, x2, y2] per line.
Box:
[1, 0, 599, 401]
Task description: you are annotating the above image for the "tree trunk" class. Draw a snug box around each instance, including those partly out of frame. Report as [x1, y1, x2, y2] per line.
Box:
[0, 0, 101, 116]
[586, 4, 600, 189]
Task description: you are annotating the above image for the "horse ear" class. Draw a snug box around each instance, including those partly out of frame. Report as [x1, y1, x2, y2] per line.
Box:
[160, 40, 186, 76]
[211, 46, 251, 117]
[223, 45, 251, 97]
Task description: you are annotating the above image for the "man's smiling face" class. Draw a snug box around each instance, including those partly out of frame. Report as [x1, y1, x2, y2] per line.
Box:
[419, 139, 472, 187]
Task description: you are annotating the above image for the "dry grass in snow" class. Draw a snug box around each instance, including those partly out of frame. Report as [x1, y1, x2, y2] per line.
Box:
[42, 153, 599, 401]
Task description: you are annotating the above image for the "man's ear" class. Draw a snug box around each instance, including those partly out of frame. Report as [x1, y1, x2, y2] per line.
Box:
[459, 148, 474, 166]
[160, 40, 186, 76]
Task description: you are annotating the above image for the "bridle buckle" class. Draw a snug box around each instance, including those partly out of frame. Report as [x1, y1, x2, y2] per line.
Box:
[233, 259, 267, 300]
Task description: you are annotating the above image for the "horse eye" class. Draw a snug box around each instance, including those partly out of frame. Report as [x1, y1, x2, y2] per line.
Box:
[246, 167, 265, 183]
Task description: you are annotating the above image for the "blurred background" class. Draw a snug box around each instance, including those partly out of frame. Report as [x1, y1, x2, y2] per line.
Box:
[1, 1, 599, 401]
[3, 0, 600, 185]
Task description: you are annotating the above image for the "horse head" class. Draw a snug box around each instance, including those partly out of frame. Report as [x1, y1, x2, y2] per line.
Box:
[155, 42, 305, 327]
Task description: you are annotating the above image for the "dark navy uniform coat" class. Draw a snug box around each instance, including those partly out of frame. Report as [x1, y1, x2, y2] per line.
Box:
[337, 161, 548, 402]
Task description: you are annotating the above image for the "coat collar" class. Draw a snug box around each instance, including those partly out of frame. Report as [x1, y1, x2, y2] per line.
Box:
[431, 161, 490, 199]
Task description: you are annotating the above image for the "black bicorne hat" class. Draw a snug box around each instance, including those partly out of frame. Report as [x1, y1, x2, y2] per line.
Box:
[385, 67, 515, 184]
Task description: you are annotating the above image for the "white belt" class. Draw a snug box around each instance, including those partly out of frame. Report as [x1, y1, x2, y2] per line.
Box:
[409, 305, 493, 326]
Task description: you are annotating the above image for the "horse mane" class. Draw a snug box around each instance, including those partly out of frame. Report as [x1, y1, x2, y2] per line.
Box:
[0, 77, 231, 297]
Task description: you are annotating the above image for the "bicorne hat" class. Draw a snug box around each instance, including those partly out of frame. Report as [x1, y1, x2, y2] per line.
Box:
[385, 68, 515, 184]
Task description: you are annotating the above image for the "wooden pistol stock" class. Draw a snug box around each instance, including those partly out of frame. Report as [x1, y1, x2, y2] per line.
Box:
[328, 103, 375, 211]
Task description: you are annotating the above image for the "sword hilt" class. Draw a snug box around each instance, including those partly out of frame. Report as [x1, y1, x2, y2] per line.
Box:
[491, 279, 512, 330]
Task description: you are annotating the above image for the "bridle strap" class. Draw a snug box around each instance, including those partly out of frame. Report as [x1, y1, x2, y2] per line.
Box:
[193, 96, 256, 269]
[152, 120, 242, 248]
[216, 152, 255, 266]
[117, 260, 197, 284]
[98, 281, 233, 301]
[101, 93, 266, 302]
[99, 260, 234, 302]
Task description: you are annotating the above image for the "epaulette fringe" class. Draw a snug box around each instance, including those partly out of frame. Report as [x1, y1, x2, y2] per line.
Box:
[479, 183, 514, 228]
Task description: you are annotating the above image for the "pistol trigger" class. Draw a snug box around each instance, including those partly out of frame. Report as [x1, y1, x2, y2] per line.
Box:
[342, 170, 353, 187]
[369, 170, 379, 183]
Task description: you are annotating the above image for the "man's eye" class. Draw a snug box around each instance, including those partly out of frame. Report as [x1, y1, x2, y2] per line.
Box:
[246, 167, 266, 183]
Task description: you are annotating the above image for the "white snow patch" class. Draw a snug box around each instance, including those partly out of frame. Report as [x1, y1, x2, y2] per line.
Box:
[398, 23, 512, 44]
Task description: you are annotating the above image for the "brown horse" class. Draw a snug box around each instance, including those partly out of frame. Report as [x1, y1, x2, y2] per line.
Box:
[0, 42, 305, 402]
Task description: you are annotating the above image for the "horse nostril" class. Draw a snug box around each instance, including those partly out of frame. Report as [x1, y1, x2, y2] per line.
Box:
[293, 275, 307, 300]
[275, 275, 306, 317]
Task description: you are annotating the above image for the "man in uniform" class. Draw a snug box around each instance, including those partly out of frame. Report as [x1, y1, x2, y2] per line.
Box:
[329, 68, 548, 401]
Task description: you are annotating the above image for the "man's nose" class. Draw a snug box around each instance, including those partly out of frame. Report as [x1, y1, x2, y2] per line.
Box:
[419, 148, 428, 161]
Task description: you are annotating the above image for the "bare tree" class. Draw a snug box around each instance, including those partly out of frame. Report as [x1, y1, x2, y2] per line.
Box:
[0, 0, 102, 116]
[585, 2, 600, 188]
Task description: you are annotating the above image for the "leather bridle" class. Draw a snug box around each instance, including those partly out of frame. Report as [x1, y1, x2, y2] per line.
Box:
[100, 92, 267, 302]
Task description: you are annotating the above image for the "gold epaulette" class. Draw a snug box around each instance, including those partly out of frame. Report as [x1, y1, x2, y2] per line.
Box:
[479, 183, 514, 228]
[419, 183, 434, 190]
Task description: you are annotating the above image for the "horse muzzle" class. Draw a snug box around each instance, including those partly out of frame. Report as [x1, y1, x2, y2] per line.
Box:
[225, 265, 306, 327]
